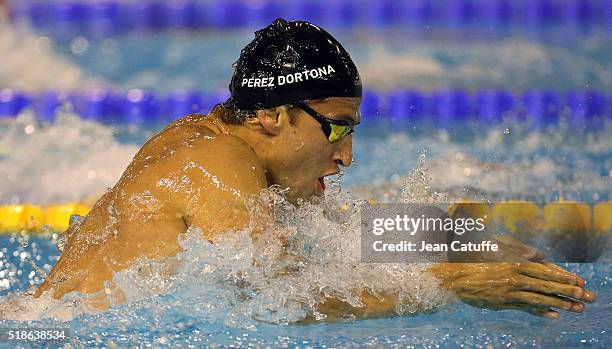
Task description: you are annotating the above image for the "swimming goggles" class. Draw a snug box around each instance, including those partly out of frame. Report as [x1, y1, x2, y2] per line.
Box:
[291, 101, 355, 143]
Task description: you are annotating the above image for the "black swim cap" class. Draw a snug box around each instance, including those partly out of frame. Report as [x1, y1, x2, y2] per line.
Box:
[228, 18, 362, 110]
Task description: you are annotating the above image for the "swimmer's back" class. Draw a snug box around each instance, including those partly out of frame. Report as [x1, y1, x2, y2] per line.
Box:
[36, 112, 267, 298]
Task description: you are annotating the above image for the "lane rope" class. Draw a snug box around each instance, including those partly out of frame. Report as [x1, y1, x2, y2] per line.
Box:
[1, 201, 609, 233]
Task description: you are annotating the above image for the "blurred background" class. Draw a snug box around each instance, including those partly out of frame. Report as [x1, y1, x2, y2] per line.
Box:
[0, 2, 610, 342]
[0, 0, 610, 207]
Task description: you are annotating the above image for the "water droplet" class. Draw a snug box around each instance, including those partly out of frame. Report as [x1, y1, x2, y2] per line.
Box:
[70, 36, 89, 56]
[24, 124, 35, 135]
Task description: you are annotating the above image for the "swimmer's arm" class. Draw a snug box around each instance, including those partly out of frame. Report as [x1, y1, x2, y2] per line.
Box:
[307, 262, 597, 322]
[306, 289, 407, 322]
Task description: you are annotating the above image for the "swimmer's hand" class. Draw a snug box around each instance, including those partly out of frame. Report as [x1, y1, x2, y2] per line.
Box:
[428, 262, 596, 318]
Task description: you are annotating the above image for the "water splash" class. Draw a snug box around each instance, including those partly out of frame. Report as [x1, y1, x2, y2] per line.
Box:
[0, 178, 453, 326]
[107, 184, 451, 325]
[400, 152, 448, 204]
[0, 110, 139, 204]
[1, 108, 610, 205]
[350, 122, 611, 202]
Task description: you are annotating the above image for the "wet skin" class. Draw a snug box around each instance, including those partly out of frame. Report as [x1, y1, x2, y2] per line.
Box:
[35, 97, 357, 300]
[34, 97, 595, 319]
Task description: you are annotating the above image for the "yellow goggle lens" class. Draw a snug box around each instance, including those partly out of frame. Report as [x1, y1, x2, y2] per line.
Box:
[329, 124, 352, 142]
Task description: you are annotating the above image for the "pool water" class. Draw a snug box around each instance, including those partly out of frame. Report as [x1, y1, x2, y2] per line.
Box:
[0, 232, 609, 348]
[3, 25, 612, 91]
[0, 22, 611, 349]
[0, 114, 610, 348]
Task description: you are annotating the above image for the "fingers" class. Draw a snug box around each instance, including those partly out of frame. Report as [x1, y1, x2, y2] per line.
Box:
[523, 305, 560, 318]
[514, 275, 591, 302]
[509, 291, 585, 313]
[532, 309, 561, 319]
[520, 262, 597, 302]
[541, 262, 585, 287]
[503, 302, 560, 318]
[519, 262, 582, 287]
[541, 263, 596, 302]
[585, 290, 596, 302]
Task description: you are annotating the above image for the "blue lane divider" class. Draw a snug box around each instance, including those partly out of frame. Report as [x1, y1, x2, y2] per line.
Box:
[33, 90, 64, 122]
[476, 90, 515, 124]
[388, 89, 428, 121]
[70, 89, 117, 123]
[9, 0, 612, 36]
[1, 88, 610, 128]
[121, 89, 157, 124]
[566, 89, 607, 129]
[431, 89, 473, 124]
[88, 1, 121, 36]
[522, 89, 562, 128]
[0, 89, 30, 117]
[359, 90, 382, 119]
[166, 90, 204, 121]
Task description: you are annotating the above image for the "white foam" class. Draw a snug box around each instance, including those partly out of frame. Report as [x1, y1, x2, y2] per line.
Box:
[0, 290, 89, 322]
[0, 111, 138, 204]
[0, 23, 100, 90]
[0, 181, 452, 324]
[107, 185, 451, 325]
[350, 124, 611, 202]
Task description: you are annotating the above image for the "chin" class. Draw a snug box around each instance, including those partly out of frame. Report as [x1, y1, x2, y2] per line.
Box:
[286, 189, 317, 206]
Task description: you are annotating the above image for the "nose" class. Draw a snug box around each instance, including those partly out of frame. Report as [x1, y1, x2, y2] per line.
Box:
[332, 135, 353, 168]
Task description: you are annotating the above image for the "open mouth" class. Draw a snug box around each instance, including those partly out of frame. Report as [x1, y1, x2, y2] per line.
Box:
[315, 170, 338, 196]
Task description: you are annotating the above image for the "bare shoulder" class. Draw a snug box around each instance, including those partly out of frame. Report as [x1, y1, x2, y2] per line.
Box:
[166, 133, 268, 194]
[121, 115, 268, 195]
[118, 132, 267, 214]
[148, 133, 268, 237]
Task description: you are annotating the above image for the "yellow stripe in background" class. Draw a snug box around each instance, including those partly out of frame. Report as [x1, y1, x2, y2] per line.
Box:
[593, 202, 612, 235]
[0, 205, 27, 232]
[44, 204, 90, 232]
[0, 201, 610, 235]
[448, 201, 492, 225]
[492, 201, 543, 239]
[0, 203, 90, 233]
[543, 202, 592, 234]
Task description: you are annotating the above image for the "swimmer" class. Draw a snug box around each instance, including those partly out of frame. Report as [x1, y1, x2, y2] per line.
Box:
[35, 19, 595, 320]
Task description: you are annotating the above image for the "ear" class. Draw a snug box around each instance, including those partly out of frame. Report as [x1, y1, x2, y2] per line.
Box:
[251, 106, 292, 136]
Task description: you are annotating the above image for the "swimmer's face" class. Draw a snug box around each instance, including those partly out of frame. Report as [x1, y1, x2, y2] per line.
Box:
[264, 97, 361, 204]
